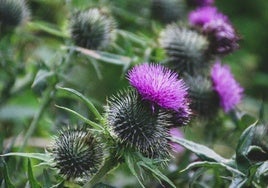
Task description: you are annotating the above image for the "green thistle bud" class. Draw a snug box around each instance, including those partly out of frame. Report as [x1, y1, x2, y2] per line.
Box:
[70, 8, 116, 50]
[185, 75, 219, 118]
[50, 127, 103, 180]
[159, 24, 209, 75]
[151, 0, 186, 24]
[106, 89, 171, 159]
[0, 0, 30, 31]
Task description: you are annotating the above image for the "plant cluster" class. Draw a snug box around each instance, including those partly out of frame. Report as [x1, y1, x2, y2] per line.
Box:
[0, 0, 267, 187]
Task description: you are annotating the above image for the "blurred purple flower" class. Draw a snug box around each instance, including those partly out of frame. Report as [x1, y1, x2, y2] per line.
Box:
[211, 62, 243, 112]
[189, 6, 239, 54]
[128, 63, 189, 111]
[169, 127, 185, 153]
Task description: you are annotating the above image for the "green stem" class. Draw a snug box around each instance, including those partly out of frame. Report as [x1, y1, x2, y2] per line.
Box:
[19, 86, 54, 151]
[83, 156, 119, 188]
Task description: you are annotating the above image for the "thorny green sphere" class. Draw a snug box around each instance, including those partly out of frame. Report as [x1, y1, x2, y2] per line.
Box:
[71, 8, 115, 50]
[159, 24, 209, 75]
[106, 89, 171, 159]
[51, 127, 103, 180]
[0, 0, 29, 29]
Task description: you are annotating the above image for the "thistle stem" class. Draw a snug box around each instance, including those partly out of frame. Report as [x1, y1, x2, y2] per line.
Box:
[19, 86, 54, 151]
[83, 156, 119, 188]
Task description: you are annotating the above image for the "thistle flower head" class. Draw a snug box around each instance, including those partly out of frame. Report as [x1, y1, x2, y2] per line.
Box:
[169, 127, 185, 153]
[185, 75, 219, 118]
[106, 89, 171, 159]
[211, 62, 243, 112]
[128, 63, 189, 112]
[151, 0, 186, 24]
[50, 127, 103, 180]
[0, 0, 30, 30]
[71, 8, 115, 50]
[159, 24, 209, 75]
[189, 6, 239, 54]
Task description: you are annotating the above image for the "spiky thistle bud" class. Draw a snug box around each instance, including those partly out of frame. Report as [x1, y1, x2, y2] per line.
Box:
[185, 75, 219, 118]
[106, 89, 171, 159]
[50, 127, 103, 180]
[159, 24, 209, 75]
[0, 0, 30, 32]
[70, 8, 115, 50]
[151, 0, 186, 24]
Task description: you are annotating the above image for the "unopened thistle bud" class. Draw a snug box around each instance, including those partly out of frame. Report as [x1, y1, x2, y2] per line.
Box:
[151, 0, 186, 24]
[106, 89, 171, 159]
[159, 24, 209, 75]
[185, 75, 219, 118]
[0, 0, 30, 32]
[70, 8, 115, 50]
[50, 127, 103, 180]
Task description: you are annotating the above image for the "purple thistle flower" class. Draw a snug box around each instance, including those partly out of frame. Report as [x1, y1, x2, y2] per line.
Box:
[189, 6, 239, 54]
[211, 62, 243, 112]
[128, 63, 189, 112]
[169, 127, 185, 153]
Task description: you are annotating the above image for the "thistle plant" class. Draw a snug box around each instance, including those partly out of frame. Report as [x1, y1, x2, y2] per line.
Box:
[50, 127, 104, 180]
[0, 0, 30, 34]
[70, 8, 116, 50]
[159, 23, 209, 75]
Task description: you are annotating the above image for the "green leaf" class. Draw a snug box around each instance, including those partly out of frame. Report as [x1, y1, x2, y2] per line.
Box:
[180, 161, 245, 176]
[255, 161, 268, 184]
[0, 153, 52, 163]
[63, 46, 131, 69]
[138, 161, 176, 188]
[124, 153, 145, 188]
[28, 21, 69, 38]
[236, 121, 257, 172]
[229, 176, 247, 188]
[56, 86, 103, 122]
[170, 137, 228, 163]
[1, 160, 15, 188]
[55, 105, 104, 130]
[27, 159, 42, 188]
[32, 70, 54, 88]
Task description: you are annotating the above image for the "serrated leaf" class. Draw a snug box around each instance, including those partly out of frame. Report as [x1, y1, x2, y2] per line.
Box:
[28, 159, 42, 188]
[180, 161, 245, 176]
[0, 153, 52, 163]
[138, 161, 176, 188]
[56, 87, 103, 122]
[170, 137, 228, 163]
[124, 153, 145, 188]
[1, 160, 15, 188]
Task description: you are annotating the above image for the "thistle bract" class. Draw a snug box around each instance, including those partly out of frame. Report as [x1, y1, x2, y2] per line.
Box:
[128, 63, 189, 112]
[0, 0, 29, 31]
[51, 127, 103, 180]
[71, 8, 115, 50]
[159, 24, 209, 75]
[211, 62, 243, 112]
[106, 89, 171, 159]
